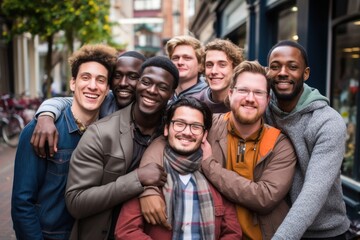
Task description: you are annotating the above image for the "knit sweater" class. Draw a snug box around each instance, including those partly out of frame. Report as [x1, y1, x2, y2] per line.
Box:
[266, 83, 350, 239]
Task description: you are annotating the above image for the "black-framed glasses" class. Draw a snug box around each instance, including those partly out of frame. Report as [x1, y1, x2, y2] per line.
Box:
[232, 87, 268, 98]
[170, 120, 205, 135]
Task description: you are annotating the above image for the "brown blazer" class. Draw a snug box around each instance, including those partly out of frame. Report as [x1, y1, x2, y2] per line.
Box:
[65, 103, 144, 240]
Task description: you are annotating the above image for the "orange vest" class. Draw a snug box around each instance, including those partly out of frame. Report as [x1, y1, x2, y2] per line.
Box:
[225, 112, 281, 240]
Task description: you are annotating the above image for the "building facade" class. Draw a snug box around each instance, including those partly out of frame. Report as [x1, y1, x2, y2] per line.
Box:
[190, 0, 360, 220]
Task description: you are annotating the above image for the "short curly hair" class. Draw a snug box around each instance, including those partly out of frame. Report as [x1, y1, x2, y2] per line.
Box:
[165, 35, 204, 72]
[204, 39, 244, 69]
[68, 44, 118, 84]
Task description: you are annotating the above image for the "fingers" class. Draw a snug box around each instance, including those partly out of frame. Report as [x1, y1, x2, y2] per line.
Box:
[47, 131, 59, 157]
[30, 132, 40, 157]
[158, 207, 171, 230]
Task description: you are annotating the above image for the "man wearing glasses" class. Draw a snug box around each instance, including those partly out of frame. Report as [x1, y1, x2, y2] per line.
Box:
[139, 61, 297, 240]
[115, 97, 242, 239]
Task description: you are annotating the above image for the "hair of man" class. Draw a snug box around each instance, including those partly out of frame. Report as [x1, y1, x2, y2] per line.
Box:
[267, 40, 309, 67]
[165, 35, 205, 72]
[165, 97, 213, 131]
[140, 56, 180, 90]
[68, 44, 117, 83]
[224, 60, 269, 107]
[204, 39, 244, 69]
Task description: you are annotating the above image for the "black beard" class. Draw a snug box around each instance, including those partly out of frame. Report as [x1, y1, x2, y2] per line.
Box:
[271, 79, 304, 101]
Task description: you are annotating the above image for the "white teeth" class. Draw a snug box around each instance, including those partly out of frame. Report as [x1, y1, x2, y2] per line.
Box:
[143, 97, 156, 104]
[84, 93, 98, 99]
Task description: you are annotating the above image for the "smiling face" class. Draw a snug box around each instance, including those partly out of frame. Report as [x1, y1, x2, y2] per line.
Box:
[70, 61, 109, 115]
[267, 46, 310, 102]
[205, 50, 234, 93]
[229, 71, 269, 125]
[135, 66, 174, 116]
[170, 45, 200, 84]
[111, 56, 144, 108]
[164, 106, 207, 155]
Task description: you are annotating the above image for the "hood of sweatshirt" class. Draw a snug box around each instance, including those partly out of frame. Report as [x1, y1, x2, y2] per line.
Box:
[269, 83, 329, 117]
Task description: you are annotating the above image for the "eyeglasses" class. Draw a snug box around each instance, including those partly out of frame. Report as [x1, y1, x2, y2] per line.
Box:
[170, 120, 205, 135]
[233, 87, 268, 98]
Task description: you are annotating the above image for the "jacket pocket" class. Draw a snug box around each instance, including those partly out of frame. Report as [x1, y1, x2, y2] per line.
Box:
[47, 149, 73, 176]
[103, 156, 126, 183]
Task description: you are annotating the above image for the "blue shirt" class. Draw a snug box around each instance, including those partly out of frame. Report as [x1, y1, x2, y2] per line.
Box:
[12, 106, 83, 240]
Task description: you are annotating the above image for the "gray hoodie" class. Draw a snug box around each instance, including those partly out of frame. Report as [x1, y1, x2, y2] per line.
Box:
[266, 83, 350, 239]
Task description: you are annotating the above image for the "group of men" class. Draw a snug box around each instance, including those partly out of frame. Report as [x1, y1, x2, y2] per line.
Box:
[11, 34, 350, 240]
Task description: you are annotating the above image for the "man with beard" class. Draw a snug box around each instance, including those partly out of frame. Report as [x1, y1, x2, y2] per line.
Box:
[30, 51, 146, 157]
[115, 97, 242, 240]
[266, 40, 350, 240]
[138, 61, 297, 240]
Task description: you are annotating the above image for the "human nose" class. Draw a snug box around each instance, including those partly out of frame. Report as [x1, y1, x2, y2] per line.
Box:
[177, 57, 184, 65]
[147, 83, 158, 94]
[182, 124, 192, 134]
[278, 65, 288, 76]
[210, 65, 218, 74]
[245, 90, 255, 101]
[88, 78, 97, 89]
[119, 75, 128, 86]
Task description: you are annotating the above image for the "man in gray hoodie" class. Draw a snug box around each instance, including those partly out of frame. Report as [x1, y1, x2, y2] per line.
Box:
[266, 40, 350, 240]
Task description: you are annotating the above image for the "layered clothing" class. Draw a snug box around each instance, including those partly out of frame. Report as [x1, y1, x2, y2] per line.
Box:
[201, 112, 297, 240]
[267, 84, 350, 239]
[116, 142, 242, 240]
[65, 103, 144, 240]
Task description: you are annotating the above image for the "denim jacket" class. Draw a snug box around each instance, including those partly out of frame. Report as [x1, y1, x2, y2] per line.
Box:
[12, 106, 82, 240]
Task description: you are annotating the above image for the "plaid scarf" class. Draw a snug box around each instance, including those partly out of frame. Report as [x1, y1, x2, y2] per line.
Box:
[163, 145, 215, 240]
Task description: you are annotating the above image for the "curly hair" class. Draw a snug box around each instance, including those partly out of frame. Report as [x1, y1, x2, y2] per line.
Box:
[204, 39, 244, 69]
[68, 44, 118, 84]
[165, 35, 204, 72]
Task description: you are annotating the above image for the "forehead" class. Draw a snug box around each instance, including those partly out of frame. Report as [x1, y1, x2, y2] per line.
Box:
[172, 45, 196, 56]
[206, 50, 230, 62]
[142, 66, 174, 84]
[116, 57, 143, 71]
[173, 106, 204, 123]
[269, 46, 304, 63]
[235, 72, 267, 89]
[78, 61, 108, 75]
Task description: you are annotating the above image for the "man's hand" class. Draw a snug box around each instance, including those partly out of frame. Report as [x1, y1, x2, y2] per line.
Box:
[201, 139, 212, 160]
[137, 163, 167, 187]
[139, 195, 171, 230]
[30, 115, 58, 158]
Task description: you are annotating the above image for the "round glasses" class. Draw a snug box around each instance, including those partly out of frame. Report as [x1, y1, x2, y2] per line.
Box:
[170, 120, 205, 135]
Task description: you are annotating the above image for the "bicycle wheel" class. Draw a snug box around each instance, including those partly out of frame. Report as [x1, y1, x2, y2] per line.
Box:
[2, 114, 24, 147]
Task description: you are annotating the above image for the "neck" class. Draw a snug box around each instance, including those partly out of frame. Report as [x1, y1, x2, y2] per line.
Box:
[175, 77, 198, 95]
[133, 104, 161, 135]
[71, 105, 99, 130]
[275, 88, 303, 113]
[211, 88, 229, 103]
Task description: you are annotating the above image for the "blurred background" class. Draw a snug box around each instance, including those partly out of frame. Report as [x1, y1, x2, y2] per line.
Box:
[0, 0, 360, 236]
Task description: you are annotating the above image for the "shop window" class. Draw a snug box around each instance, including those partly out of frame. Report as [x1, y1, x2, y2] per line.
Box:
[332, 19, 360, 178]
[277, 6, 298, 41]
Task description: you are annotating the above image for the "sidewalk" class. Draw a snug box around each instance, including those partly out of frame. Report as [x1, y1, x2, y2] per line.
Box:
[0, 142, 16, 239]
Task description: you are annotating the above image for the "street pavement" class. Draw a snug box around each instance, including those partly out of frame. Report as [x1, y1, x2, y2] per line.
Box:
[0, 141, 17, 239]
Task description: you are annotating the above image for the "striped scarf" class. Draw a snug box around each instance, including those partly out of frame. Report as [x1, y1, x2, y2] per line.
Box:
[162, 145, 215, 240]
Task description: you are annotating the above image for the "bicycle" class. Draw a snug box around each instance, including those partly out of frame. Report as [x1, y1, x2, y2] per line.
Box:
[0, 94, 25, 147]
